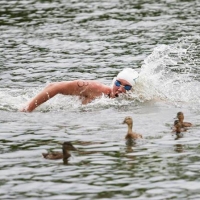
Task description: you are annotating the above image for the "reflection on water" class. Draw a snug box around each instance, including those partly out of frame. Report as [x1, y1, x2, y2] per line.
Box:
[174, 133, 184, 141]
[1, 0, 200, 199]
[174, 144, 184, 153]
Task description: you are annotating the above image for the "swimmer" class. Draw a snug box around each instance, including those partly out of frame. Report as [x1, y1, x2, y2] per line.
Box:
[20, 68, 139, 112]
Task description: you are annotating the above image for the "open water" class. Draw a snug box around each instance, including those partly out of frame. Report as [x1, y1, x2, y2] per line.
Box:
[1, 0, 200, 199]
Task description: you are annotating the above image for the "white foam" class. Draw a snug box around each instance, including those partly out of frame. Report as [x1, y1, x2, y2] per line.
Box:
[1, 37, 200, 112]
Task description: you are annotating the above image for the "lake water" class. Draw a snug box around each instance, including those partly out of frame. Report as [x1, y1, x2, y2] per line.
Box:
[1, 0, 200, 199]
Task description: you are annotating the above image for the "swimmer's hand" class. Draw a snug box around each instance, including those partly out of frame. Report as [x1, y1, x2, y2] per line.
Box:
[19, 105, 29, 112]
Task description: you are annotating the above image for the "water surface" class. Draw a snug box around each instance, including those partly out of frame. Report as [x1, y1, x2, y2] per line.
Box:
[1, 0, 200, 199]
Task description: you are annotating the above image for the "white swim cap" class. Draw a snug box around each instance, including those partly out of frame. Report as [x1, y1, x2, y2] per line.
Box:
[117, 68, 139, 86]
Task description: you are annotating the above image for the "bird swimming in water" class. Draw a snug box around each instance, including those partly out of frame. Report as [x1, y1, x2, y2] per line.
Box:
[123, 116, 143, 145]
[174, 120, 184, 139]
[176, 112, 192, 127]
[42, 141, 77, 161]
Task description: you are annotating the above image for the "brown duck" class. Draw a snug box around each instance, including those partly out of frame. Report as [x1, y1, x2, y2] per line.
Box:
[42, 141, 77, 160]
[174, 120, 184, 139]
[123, 116, 143, 144]
[176, 112, 192, 127]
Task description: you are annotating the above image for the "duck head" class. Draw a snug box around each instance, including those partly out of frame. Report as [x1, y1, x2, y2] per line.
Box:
[62, 142, 77, 151]
[62, 142, 77, 159]
[123, 116, 133, 126]
[177, 112, 184, 122]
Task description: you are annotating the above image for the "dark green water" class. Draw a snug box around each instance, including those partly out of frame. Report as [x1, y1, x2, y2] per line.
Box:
[1, 0, 200, 199]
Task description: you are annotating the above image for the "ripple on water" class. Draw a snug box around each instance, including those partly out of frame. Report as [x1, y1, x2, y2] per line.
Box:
[1, 0, 200, 199]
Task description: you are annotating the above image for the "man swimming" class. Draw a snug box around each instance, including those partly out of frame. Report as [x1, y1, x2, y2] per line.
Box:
[20, 68, 139, 112]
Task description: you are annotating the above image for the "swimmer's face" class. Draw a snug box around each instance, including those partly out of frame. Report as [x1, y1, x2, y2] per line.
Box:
[112, 78, 132, 97]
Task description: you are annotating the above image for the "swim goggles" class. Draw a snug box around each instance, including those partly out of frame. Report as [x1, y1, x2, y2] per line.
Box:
[115, 80, 132, 91]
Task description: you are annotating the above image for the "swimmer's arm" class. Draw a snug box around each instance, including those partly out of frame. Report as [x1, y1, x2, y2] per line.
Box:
[20, 80, 103, 112]
[20, 81, 78, 112]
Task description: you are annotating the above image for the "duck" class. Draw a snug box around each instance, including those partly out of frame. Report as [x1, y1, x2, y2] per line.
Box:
[42, 141, 77, 161]
[176, 111, 192, 127]
[173, 120, 184, 139]
[123, 116, 143, 145]
[172, 117, 187, 132]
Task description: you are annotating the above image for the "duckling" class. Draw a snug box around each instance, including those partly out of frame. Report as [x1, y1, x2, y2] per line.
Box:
[42, 141, 77, 160]
[174, 120, 184, 139]
[176, 112, 192, 127]
[123, 116, 142, 145]
[172, 116, 187, 132]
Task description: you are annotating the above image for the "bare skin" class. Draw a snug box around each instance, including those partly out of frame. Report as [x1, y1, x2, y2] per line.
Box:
[20, 78, 131, 112]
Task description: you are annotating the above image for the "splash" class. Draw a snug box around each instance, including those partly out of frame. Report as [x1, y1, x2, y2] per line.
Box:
[1, 37, 200, 112]
[0, 89, 25, 111]
[131, 38, 200, 105]
[0, 87, 83, 112]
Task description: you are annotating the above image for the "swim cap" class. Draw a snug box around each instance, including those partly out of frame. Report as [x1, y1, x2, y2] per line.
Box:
[117, 68, 139, 86]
